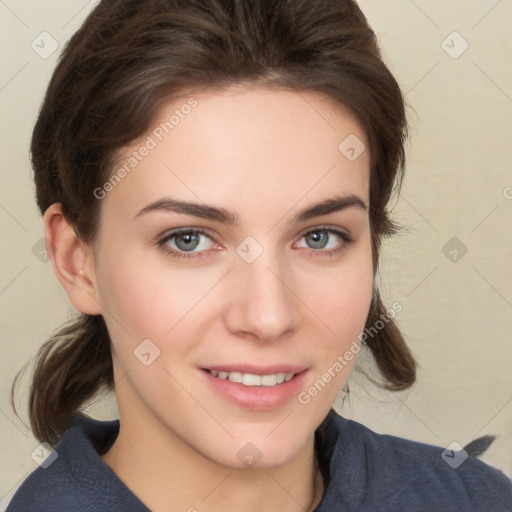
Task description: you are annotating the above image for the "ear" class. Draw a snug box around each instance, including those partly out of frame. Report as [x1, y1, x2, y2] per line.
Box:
[44, 203, 102, 315]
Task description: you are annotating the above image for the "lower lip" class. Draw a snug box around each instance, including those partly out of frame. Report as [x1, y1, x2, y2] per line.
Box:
[201, 369, 309, 411]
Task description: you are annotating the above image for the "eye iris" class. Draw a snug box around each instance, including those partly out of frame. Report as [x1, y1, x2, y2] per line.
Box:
[306, 230, 328, 249]
[175, 232, 200, 251]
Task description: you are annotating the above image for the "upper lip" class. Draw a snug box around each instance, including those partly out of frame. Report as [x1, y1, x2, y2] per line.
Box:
[202, 364, 309, 375]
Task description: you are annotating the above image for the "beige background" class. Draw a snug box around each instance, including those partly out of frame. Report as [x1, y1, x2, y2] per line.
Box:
[1, 0, 511, 506]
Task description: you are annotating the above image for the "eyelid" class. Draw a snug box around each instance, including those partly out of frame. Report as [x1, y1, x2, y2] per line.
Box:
[300, 224, 351, 238]
[158, 226, 215, 243]
[158, 225, 351, 241]
[156, 224, 354, 261]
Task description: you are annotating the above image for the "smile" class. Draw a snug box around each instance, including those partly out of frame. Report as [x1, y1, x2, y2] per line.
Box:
[207, 370, 295, 387]
[202, 366, 309, 410]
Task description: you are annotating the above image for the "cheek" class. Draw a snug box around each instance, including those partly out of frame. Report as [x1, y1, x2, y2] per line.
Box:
[92, 241, 164, 338]
[294, 247, 373, 415]
[94, 244, 223, 342]
[302, 245, 374, 338]
[94, 228, 374, 348]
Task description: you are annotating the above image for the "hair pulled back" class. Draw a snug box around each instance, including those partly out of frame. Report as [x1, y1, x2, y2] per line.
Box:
[13, 0, 416, 446]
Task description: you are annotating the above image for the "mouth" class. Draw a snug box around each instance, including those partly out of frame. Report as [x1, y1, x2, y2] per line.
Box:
[201, 365, 309, 411]
[205, 369, 297, 387]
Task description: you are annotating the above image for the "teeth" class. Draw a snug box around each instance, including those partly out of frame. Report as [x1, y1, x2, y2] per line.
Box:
[261, 374, 277, 386]
[243, 373, 261, 386]
[227, 371, 242, 383]
[209, 370, 296, 387]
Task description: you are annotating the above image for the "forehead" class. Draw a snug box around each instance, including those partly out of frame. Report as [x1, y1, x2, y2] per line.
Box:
[103, 86, 370, 221]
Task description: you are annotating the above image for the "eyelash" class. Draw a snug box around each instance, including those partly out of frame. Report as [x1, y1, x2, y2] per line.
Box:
[157, 226, 354, 260]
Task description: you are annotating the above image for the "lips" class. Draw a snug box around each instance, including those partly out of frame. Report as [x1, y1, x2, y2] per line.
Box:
[201, 364, 310, 410]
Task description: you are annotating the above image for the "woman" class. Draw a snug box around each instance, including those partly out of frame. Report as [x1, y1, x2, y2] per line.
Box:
[8, 0, 512, 510]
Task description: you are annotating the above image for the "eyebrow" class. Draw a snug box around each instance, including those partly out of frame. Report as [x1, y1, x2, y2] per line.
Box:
[135, 194, 367, 224]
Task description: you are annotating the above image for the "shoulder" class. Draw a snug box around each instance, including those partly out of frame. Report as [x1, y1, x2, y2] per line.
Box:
[6, 415, 149, 512]
[6, 419, 100, 511]
[5, 467, 87, 512]
[316, 411, 512, 512]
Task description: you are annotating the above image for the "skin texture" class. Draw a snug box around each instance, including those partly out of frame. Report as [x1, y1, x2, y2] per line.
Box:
[45, 86, 373, 512]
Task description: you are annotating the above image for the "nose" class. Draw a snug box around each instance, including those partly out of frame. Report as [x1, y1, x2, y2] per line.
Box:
[224, 254, 302, 343]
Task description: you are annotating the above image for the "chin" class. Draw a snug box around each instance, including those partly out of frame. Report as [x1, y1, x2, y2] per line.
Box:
[202, 427, 313, 471]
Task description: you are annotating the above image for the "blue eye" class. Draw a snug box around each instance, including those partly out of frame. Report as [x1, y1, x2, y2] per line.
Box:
[158, 228, 215, 257]
[157, 226, 354, 261]
[296, 228, 353, 255]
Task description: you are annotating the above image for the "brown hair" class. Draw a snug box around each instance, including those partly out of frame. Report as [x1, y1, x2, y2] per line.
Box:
[12, 0, 416, 447]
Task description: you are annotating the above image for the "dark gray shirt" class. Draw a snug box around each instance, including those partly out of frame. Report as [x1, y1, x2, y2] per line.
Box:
[6, 410, 512, 511]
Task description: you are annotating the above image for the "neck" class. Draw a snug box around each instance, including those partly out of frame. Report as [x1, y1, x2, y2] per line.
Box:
[101, 412, 324, 512]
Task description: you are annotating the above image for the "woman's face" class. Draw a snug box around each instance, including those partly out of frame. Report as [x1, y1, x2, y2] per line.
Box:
[92, 86, 373, 468]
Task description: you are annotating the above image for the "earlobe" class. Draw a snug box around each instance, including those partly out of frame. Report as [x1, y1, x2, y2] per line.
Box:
[43, 203, 102, 315]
